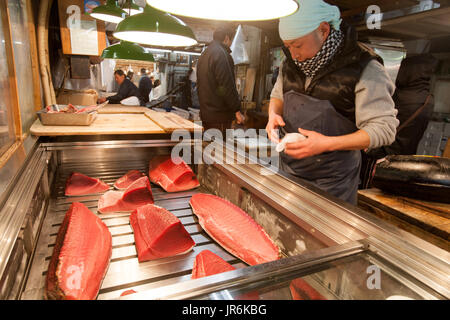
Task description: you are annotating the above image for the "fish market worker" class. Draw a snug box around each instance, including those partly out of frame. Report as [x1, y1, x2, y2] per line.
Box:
[266, 0, 399, 204]
[98, 69, 143, 105]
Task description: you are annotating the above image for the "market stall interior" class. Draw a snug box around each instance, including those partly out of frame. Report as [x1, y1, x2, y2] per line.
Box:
[0, 0, 449, 300]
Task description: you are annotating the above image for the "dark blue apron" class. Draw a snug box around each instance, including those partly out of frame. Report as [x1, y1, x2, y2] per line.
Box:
[279, 90, 361, 204]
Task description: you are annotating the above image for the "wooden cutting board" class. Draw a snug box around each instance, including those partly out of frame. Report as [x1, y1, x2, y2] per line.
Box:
[30, 114, 165, 136]
[98, 105, 149, 114]
[358, 188, 449, 250]
[145, 110, 203, 132]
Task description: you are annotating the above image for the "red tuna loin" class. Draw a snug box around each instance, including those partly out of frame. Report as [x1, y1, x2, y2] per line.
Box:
[189, 194, 280, 266]
[114, 170, 145, 190]
[65, 172, 110, 196]
[120, 289, 137, 297]
[289, 278, 326, 300]
[191, 250, 260, 300]
[98, 176, 154, 213]
[45, 202, 112, 300]
[149, 155, 200, 192]
[191, 250, 236, 279]
[130, 204, 196, 262]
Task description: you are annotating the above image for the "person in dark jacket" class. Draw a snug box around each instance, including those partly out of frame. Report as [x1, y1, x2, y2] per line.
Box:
[369, 54, 439, 157]
[98, 69, 143, 105]
[180, 68, 193, 109]
[139, 68, 152, 104]
[196, 26, 244, 137]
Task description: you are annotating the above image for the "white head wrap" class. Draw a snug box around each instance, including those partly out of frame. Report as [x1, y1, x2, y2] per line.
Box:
[279, 0, 342, 41]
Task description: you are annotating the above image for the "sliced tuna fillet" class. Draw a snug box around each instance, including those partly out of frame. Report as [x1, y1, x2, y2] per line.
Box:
[120, 289, 137, 297]
[289, 278, 326, 300]
[191, 250, 260, 300]
[65, 172, 110, 196]
[98, 176, 154, 214]
[149, 155, 200, 192]
[190, 194, 280, 266]
[45, 202, 112, 300]
[76, 105, 99, 113]
[114, 170, 145, 190]
[130, 204, 196, 262]
[191, 250, 236, 279]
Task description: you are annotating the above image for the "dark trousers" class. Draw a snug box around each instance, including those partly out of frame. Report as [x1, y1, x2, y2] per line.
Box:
[203, 121, 232, 140]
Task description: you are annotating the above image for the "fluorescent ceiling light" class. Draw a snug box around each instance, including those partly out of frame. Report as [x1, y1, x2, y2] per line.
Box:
[114, 5, 197, 47]
[173, 50, 201, 56]
[146, 0, 299, 21]
[146, 48, 172, 53]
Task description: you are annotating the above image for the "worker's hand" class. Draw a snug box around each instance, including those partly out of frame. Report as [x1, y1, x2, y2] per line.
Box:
[98, 97, 107, 104]
[284, 128, 332, 159]
[266, 112, 285, 143]
[235, 111, 245, 124]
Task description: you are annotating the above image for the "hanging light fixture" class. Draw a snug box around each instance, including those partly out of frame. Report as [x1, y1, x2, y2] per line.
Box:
[90, 0, 127, 24]
[114, 5, 197, 47]
[101, 41, 155, 62]
[124, 0, 144, 16]
[145, 0, 299, 21]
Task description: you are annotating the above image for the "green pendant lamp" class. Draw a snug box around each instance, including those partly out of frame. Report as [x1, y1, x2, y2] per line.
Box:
[90, 0, 127, 24]
[146, 0, 299, 21]
[124, 1, 144, 16]
[113, 5, 197, 47]
[101, 41, 155, 62]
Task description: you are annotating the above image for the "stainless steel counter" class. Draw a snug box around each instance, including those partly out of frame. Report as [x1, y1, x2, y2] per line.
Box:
[0, 137, 448, 300]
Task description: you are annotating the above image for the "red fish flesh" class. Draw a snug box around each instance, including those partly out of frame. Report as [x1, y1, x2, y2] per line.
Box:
[130, 204, 196, 262]
[191, 250, 260, 300]
[114, 170, 145, 190]
[289, 278, 326, 300]
[45, 202, 112, 300]
[191, 250, 236, 279]
[75, 105, 99, 113]
[45, 104, 98, 114]
[189, 194, 280, 266]
[98, 176, 154, 213]
[120, 289, 137, 297]
[65, 172, 110, 196]
[149, 155, 200, 192]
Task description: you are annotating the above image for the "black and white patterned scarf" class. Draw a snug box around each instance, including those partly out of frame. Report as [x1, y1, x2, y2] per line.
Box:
[294, 28, 344, 78]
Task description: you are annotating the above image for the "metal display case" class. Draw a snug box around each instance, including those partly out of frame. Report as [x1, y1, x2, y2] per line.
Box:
[0, 137, 448, 300]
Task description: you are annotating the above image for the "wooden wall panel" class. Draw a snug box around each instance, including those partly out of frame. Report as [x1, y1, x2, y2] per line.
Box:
[26, 0, 43, 112]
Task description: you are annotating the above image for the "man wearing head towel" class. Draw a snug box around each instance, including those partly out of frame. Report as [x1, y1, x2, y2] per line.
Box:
[266, 0, 399, 204]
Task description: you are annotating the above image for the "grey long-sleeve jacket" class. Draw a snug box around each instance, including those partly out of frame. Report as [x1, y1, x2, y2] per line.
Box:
[271, 60, 399, 149]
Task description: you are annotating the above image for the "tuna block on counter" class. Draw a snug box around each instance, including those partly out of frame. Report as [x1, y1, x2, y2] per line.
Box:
[190, 194, 280, 266]
[45, 202, 112, 300]
[98, 176, 154, 214]
[114, 170, 145, 190]
[130, 204, 196, 262]
[65, 172, 110, 196]
[289, 278, 326, 300]
[191, 250, 236, 279]
[149, 155, 200, 192]
[191, 250, 260, 300]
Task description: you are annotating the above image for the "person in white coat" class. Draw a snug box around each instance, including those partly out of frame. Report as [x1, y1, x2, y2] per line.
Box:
[149, 79, 162, 101]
